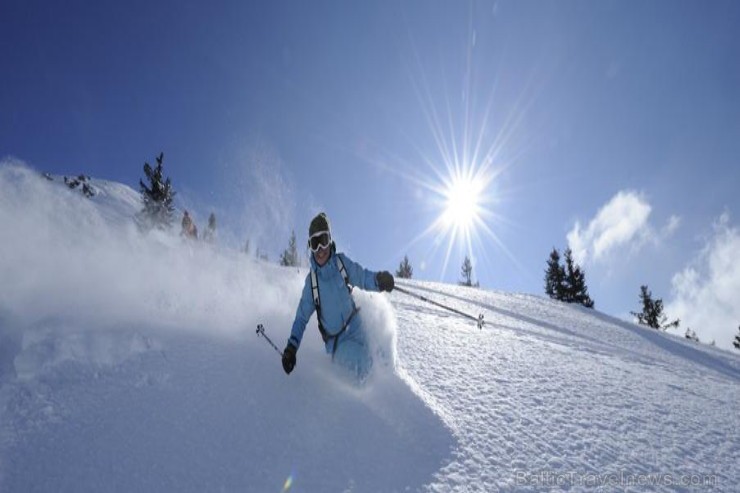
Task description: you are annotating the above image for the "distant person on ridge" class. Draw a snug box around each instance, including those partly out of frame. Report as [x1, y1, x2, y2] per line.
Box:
[181, 210, 198, 240]
[282, 212, 395, 380]
[203, 212, 216, 243]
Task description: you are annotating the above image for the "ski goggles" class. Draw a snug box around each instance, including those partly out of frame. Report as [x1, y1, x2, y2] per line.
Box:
[308, 230, 331, 252]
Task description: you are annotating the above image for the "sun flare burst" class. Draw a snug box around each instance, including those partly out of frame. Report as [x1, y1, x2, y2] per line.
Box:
[442, 172, 485, 231]
[357, 18, 536, 284]
[422, 160, 500, 281]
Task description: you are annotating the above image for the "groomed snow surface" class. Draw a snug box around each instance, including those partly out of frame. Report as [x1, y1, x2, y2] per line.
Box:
[1, 163, 738, 492]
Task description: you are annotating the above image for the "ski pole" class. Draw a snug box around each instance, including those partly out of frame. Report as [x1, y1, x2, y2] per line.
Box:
[256, 324, 284, 357]
[394, 286, 485, 329]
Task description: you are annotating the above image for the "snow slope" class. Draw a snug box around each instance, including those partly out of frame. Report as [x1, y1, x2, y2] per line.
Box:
[1, 162, 738, 492]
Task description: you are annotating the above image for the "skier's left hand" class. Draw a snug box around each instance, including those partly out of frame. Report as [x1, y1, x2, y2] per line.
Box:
[376, 271, 395, 292]
[282, 344, 297, 375]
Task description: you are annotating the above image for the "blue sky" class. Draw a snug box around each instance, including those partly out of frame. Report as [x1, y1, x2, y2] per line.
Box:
[2, 1, 739, 346]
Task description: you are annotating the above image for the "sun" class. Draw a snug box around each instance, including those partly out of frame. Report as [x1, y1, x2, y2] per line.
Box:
[442, 172, 484, 231]
[357, 15, 533, 283]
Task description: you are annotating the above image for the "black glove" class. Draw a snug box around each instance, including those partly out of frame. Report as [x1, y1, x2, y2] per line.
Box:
[282, 344, 297, 375]
[376, 271, 395, 292]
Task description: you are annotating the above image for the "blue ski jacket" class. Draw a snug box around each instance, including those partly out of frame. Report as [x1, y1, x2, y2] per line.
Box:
[288, 248, 380, 351]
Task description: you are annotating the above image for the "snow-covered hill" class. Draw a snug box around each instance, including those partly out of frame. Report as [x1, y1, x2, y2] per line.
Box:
[1, 162, 738, 492]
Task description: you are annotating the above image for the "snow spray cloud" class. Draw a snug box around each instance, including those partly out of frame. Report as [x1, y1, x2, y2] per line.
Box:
[0, 161, 299, 338]
[353, 289, 398, 371]
[221, 138, 297, 261]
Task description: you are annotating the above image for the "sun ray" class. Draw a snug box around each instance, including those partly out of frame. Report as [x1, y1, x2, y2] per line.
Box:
[441, 221, 459, 280]
[361, 12, 547, 285]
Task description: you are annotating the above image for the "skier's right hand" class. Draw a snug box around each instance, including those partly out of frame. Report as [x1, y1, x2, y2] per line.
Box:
[376, 271, 395, 292]
[282, 344, 297, 375]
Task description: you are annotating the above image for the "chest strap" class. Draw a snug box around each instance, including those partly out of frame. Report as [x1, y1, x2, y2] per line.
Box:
[328, 307, 360, 357]
[310, 255, 354, 345]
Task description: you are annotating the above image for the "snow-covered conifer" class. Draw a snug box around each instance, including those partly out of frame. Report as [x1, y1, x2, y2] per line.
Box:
[396, 255, 413, 279]
[544, 248, 566, 301]
[562, 248, 594, 308]
[279, 230, 299, 267]
[460, 256, 473, 287]
[137, 152, 175, 231]
[631, 285, 679, 330]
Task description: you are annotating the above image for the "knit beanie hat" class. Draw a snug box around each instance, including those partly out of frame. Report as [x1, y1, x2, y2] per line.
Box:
[309, 212, 330, 237]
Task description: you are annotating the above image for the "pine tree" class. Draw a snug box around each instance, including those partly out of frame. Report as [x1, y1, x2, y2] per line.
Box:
[562, 248, 594, 308]
[279, 230, 299, 267]
[571, 265, 595, 308]
[631, 285, 680, 330]
[243, 239, 251, 255]
[138, 152, 175, 230]
[544, 248, 566, 300]
[561, 249, 575, 302]
[396, 255, 413, 279]
[460, 255, 473, 287]
[733, 326, 740, 351]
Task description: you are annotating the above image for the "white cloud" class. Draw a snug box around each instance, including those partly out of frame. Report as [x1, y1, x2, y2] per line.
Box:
[666, 213, 740, 350]
[567, 191, 681, 266]
[661, 215, 682, 237]
[567, 191, 653, 265]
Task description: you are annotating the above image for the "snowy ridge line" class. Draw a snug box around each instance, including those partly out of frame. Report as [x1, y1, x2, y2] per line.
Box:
[404, 280, 740, 382]
[586, 307, 740, 381]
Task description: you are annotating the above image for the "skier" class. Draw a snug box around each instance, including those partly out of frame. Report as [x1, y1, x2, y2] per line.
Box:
[282, 212, 394, 379]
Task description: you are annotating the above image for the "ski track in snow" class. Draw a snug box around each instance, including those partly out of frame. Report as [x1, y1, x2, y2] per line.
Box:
[1, 163, 739, 492]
